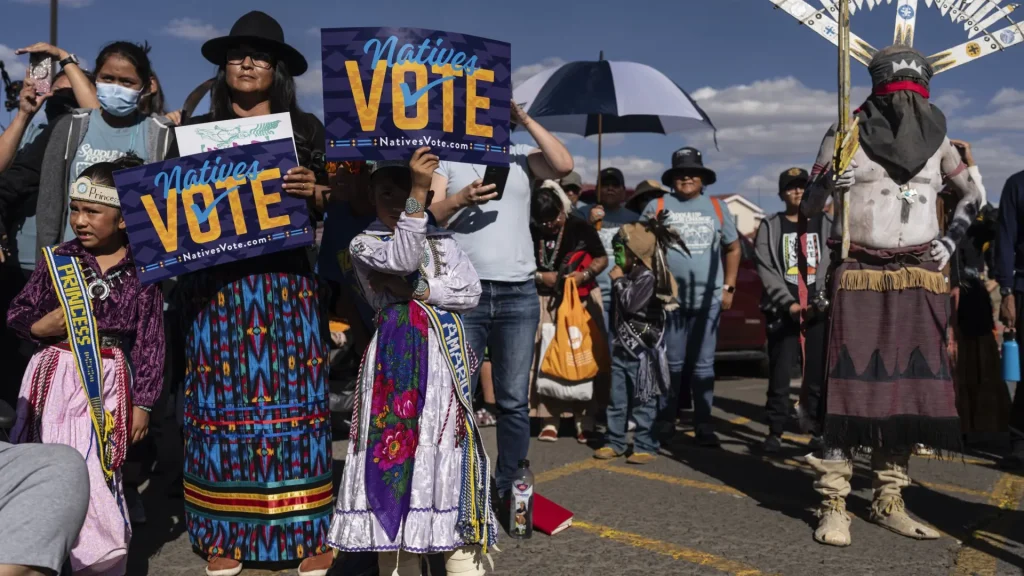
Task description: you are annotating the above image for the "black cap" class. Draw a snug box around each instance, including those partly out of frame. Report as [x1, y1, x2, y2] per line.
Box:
[518, 459, 530, 468]
[662, 147, 717, 186]
[778, 167, 809, 193]
[201, 11, 309, 75]
[599, 167, 624, 187]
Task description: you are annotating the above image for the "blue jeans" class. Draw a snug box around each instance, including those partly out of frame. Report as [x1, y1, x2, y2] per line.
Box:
[659, 297, 721, 432]
[464, 280, 540, 493]
[605, 345, 659, 454]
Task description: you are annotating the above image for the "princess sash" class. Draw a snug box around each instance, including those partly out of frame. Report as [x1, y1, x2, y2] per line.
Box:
[42, 247, 116, 483]
[415, 301, 495, 552]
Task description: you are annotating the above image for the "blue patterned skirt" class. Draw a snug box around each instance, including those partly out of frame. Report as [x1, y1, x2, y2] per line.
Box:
[180, 271, 333, 563]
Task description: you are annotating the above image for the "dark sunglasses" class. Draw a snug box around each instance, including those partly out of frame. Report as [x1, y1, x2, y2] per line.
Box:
[226, 49, 275, 70]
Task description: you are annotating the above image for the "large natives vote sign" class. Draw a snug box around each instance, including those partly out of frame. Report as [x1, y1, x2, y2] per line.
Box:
[321, 27, 511, 165]
[113, 139, 313, 284]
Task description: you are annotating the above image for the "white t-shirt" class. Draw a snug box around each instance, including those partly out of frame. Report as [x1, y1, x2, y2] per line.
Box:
[435, 144, 536, 282]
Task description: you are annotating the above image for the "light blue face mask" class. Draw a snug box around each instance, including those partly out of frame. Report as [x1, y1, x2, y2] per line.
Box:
[96, 82, 141, 117]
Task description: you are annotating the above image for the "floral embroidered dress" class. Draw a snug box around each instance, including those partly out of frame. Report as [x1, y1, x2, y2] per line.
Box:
[328, 214, 496, 553]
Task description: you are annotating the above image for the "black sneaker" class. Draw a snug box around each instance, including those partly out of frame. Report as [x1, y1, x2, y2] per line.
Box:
[761, 434, 783, 454]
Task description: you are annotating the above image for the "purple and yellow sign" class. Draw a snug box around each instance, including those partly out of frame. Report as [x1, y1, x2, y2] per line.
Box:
[321, 27, 511, 165]
[113, 139, 313, 284]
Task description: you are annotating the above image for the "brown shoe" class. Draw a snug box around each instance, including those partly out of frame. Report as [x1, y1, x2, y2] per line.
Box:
[593, 447, 623, 460]
[206, 557, 242, 576]
[298, 552, 335, 576]
[627, 452, 657, 465]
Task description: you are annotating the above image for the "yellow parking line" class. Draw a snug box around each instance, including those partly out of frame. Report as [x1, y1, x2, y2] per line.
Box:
[573, 520, 773, 576]
[601, 464, 746, 497]
[951, 473, 1024, 576]
[535, 458, 608, 485]
[915, 480, 994, 500]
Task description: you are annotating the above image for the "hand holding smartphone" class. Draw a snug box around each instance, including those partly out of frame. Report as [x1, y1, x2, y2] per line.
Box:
[482, 165, 511, 201]
[28, 54, 53, 96]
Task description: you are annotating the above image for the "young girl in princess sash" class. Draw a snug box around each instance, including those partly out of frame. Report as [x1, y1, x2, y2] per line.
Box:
[8, 155, 164, 576]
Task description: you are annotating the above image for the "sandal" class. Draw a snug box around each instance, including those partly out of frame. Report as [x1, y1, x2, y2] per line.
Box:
[538, 425, 558, 442]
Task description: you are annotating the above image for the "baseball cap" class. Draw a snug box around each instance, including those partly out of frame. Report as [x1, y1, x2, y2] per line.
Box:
[599, 167, 624, 187]
[560, 171, 583, 191]
[778, 167, 809, 193]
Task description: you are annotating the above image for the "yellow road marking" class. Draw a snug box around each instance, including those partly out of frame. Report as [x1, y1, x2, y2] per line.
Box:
[573, 520, 773, 576]
[534, 458, 608, 485]
[951, 473, 1024, 576]
[600, 464, 746, 497]
[728, 416, 752, 426]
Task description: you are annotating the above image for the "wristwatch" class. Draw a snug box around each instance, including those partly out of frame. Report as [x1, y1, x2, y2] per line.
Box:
[59, 54, 80, 69]
[404, 196, 424, 215]
[1001, 286, 1014, 297]
[412, 278, 429, 300]
[723, 284, 736, 294]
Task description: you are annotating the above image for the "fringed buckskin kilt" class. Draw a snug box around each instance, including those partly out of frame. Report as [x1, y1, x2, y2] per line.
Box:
[823, 242, 961, 453]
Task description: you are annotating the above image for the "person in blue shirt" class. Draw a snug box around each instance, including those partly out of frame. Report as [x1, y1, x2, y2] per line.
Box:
[585, 167, 640, 332]
[642, 147, 742, 447]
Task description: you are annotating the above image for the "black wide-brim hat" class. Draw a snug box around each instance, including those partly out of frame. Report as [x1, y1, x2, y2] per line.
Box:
[202, 11, 309, 76]
[661, 146, 717, 187]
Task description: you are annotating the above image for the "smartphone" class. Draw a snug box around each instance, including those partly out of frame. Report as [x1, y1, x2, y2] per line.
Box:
[28, 54, 53, 96]
[483, 165, 511, 201]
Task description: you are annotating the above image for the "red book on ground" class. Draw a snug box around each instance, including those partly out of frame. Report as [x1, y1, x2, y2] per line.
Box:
[533, 493, 574, 535]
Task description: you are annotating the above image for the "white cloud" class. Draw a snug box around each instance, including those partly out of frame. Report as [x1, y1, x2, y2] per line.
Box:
[163, 18, 225, 42]
[511, 57, 565, 88]
[991, 88, 1024, 108]
[570, 155, 666, 186]
[958, 104, 1024, 132]
[0, 44, 27, 79]
[295, 63, 322, 96]
[12, 0, 92, 6]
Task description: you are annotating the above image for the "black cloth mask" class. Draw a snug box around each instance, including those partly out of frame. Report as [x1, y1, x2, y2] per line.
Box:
[855, 47, 948, 185]
[44, 88, 77, 122]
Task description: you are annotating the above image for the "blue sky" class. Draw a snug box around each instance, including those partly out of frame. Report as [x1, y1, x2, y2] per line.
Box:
[2, 0, 1022, 212]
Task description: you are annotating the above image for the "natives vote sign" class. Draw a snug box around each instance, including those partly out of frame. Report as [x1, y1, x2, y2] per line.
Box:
[321, 27, 511, 165]
[113, 139, 313, 284]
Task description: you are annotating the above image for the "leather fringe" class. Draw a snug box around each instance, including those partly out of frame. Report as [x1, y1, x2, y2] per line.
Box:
[823, 415, 963, 457]
[839, 267, 948, 294]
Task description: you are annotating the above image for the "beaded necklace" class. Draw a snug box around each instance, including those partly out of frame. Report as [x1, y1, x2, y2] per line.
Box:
[537, 225, 564, 271]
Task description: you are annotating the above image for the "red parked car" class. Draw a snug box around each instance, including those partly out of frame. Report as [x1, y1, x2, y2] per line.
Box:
[716, 236, 769, 374]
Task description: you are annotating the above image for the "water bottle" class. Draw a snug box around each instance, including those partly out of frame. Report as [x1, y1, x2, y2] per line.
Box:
[509, 459, 534, 540]
[1004, 331, 1021, 382]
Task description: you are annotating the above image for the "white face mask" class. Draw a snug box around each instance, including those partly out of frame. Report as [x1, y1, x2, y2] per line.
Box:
[96, 82, 141, 117]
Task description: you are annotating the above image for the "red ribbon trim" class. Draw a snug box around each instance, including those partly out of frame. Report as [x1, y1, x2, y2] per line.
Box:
[873, 81, 930, 99]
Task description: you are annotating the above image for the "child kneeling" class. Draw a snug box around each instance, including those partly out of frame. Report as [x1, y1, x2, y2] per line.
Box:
[594, 216, 686, 465]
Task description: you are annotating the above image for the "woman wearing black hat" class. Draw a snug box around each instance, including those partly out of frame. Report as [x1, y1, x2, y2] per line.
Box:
[172, 12, 334, 576]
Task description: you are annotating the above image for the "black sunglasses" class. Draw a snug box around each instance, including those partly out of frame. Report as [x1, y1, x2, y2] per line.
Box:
[225, 49, 276, 70]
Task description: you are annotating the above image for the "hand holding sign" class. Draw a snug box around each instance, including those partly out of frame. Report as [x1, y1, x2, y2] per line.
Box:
[410, 146, 439, 191]
[114, 139, 313, 284]
[283, 166, 318, 198]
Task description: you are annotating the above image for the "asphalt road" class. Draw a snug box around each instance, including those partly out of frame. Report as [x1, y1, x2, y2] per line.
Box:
[132, 375, 1024, 576]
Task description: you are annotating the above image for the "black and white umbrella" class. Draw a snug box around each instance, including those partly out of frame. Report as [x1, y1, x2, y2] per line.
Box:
[513, 59, 716, 138]
[513, 58, 715, 200]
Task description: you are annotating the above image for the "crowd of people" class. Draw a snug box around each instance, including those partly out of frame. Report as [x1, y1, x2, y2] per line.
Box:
[0, 9, 1022, 576]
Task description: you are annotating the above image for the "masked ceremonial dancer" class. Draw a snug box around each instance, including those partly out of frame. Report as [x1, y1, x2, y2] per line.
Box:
[800, 45, 982, 547]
